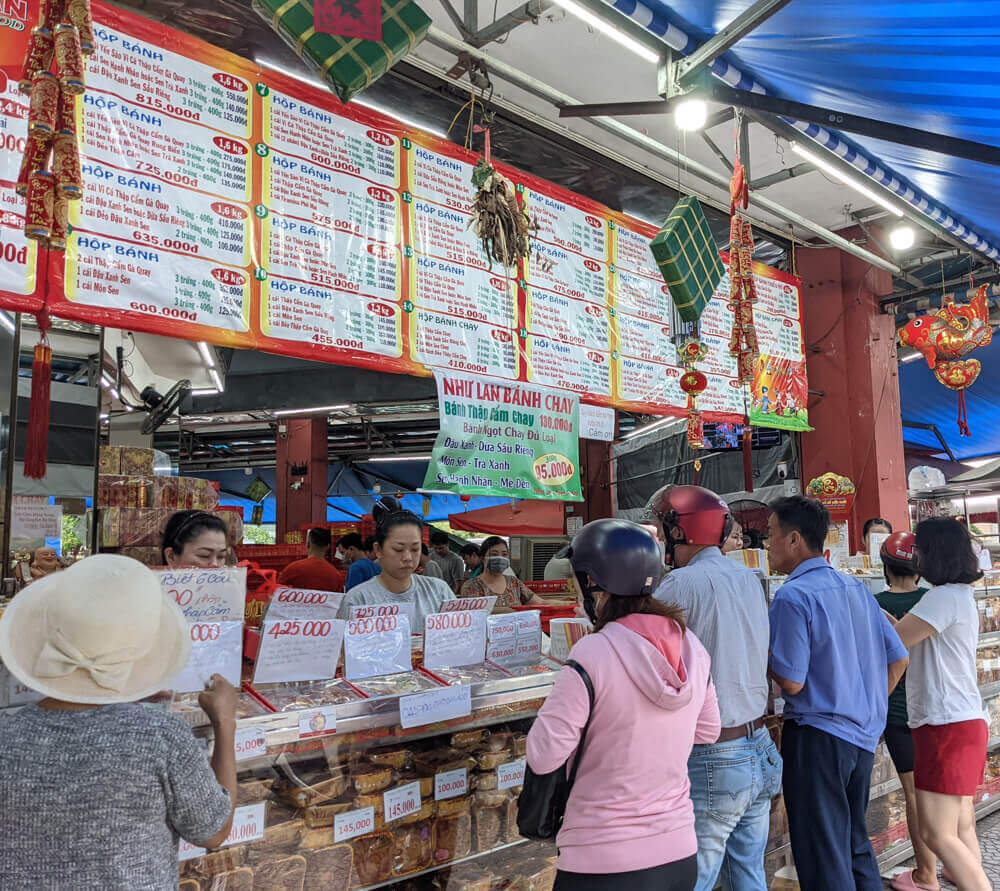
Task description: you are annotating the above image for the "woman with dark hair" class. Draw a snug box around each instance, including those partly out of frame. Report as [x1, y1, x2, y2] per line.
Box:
[161, 510, 229, 568]
[526, 519, 719, 890]
[889, 518, 989, 891]
[860, 517, 893, 556]
[460, 536, 539, 607]
[337, 511, 454, 629]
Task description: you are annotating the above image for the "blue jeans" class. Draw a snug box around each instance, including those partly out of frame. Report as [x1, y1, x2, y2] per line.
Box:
[688, 727, 783, 891]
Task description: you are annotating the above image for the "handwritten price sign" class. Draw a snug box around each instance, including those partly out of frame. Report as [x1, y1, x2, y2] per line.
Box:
[398, 683, 472, 729]
[497, 758, 526, 791]
[487, 611, 541, 667]
[423, 609, 487, 670]
[334, 806, 375, 843]
[384, 781, 422, 823]
[344, 612, 412, 681]
[440, 596, 497, 614]
[222, 803, 266, 847]
[434, 767, 468, 801]
[253, 593, 345, 684]
[348, 601, 415, 629]
[157, 567, 247, 623]
[234, 726, 267, 762]
[172, 620, 243, 693]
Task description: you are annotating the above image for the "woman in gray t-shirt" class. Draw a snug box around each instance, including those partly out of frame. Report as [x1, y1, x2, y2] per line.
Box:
[338, 511, 455, 631]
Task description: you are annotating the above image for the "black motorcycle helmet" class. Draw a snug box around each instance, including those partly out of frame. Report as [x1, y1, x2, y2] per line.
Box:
[569, 519, 664, 622]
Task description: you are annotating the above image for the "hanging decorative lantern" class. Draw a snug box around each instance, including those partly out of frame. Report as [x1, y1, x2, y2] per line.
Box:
[677, 335, 709, 450]
[898, 284, 992, 437]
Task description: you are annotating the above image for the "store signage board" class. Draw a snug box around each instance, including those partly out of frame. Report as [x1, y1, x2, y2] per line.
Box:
[0, 1, 806, 432]
[10, 497, 62, 552]
[423, 610, 488, 670]
[348, 601, 416, 631]
[334, 806, 376, 843]
[343, 614, 412, 680]
[424, 371, 583, 501]
[579, 403, 615, 442]
[440, 596, 497, 614]
[253, 604, 346, 685]
[172, 620, 243, 693]
[398, 683, 472, 729]
[434, 767, 468, 801]
[157, 567, 248, 624]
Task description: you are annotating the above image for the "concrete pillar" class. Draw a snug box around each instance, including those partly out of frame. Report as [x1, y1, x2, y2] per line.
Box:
[796, 233, 909, 548]
[275, 417, 327, 543]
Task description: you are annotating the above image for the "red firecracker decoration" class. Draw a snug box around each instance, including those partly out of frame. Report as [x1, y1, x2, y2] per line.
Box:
[677, 336, 709, 449]
[728, 116, 759, 386]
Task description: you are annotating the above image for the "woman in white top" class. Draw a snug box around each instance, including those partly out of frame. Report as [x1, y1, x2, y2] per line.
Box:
[889, 518, 989, 891]
[337, 511, 455, 632]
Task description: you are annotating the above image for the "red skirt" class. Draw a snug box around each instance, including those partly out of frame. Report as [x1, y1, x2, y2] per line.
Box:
[912, 719, 988, 796]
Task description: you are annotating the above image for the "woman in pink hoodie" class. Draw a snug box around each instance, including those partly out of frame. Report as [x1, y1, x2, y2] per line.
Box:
[527, 518, 720, 890]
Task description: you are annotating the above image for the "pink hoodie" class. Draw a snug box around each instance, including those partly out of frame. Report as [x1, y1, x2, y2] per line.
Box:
[526, 615, 720, 874]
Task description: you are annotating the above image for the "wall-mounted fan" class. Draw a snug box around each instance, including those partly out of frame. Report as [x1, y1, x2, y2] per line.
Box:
[140, 380, 191, 434]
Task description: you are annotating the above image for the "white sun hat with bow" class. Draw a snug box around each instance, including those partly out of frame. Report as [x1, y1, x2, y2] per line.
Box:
[0, 554, 191, 704]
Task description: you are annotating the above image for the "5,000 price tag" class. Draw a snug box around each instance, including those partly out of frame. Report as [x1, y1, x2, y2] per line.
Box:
[334, 806, 376, 843]
[234, 726, 267, 762]
[384, 781, 422, 823]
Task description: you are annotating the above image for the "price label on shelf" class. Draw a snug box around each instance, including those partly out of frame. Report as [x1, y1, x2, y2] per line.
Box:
[384, 781, 422, 823]
[334, 806, 376, 843]
[172, 620, 243, 693]
[486, 611, 541, 667]
[222, 803, 266, 847]
[178, 838, 205, 861]
[269, 587, 345, 617]
[344, 612, 412, 680]
[423, 609, 487, 670]
[158, 566, 247, 623]
[234, 726, 267, 761]
[399, 683, 472, 729]
[434, 767, 468, 801]
[496, 758, 526, 791]
[348, 601, 416, 629]
[298, 704, 338, 739]
[440, 596, 497, 614]
[253, 594, 345, 684]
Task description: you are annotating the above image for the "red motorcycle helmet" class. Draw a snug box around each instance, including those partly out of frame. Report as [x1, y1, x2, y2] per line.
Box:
[880, 531, 916, 573]
[646, 484, 733, 548]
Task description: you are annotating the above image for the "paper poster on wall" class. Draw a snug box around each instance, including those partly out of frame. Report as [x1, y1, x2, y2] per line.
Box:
[424, 370, 583, 501]
[10, 498, 62, 553]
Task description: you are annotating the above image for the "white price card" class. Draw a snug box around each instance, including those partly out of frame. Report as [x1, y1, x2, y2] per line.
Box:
[399, 683, 472, 729]
[349, 601, 416, 629]
[344, 613, 412, 681]
[440, 596, 497, 614]
[268, 588, 345, 618]
[298, 705, 338, 739]
[172, 620, 243, 694]
[222, 803, 266, 847]
[486, 615, 518, 665]
[158, 567, 247, 623]
[423, 609, 488, 670]
[0, 663, 43, 708]
[178, 838, 205, 861]
[868, 533, 889, 566]
[497, 758, 526, 791]
[234, 726, 267, 762]
[334, 806, 376, 843]
[384, 781, 422, 823]
[435, 767, 468, 801]
[253, 601, 346, 685]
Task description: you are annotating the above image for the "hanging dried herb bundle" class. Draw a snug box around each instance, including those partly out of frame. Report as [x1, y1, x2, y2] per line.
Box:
[469, 158, 533, 268]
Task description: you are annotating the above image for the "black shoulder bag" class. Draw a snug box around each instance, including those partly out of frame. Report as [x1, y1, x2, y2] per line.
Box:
[516, 659, 595, 841]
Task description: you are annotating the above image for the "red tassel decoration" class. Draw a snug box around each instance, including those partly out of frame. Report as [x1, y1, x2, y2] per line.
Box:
[742, 414, 754, 493]
[24, 340, 53, 479]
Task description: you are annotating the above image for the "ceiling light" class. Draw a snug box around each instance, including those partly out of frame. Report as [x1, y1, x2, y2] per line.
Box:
[550, 0, 660, 64]
[352, 99, 449, 139]
[900, 351, 923, 364]
[110, 387, 120, 401]
[367, 454, 432, 462]
[792, 143, 904, 217]
[209, 369, 224, 392]
[674, 98, 707, 132]
[191, 388, 221, 397]
[623, 416, 676, 440]
[197, 341, 216, 369]
[0, 311, 14, 333]
[889, 224, 916, 251]
[100, 374, 113, 388]
[99, 412, 109, 420]
[254, 57, 324, 89]
[274, 404, 350, 416]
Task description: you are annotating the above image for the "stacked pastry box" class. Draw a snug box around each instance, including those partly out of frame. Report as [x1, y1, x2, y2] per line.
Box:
[97, 446, 242, 564]
[171, 579, 563, 889]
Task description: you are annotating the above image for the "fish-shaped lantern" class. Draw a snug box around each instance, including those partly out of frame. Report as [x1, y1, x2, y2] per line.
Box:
[898, 285, 993, 437]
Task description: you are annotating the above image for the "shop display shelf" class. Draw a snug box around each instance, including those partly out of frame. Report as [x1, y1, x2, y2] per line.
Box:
[979, 631, 1000, 648]
[356, 839, 530, 891]
[869, 776, 902, 802]
[980, 680, 1000, 700]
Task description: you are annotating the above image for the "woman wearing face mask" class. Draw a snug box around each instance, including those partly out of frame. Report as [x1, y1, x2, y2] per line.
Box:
[337, 511, 455, 629]
[460, 536, 540, 607]
[161, 511, 230, 568]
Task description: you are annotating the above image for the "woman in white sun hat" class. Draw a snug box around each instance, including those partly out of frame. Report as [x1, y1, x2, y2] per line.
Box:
[0, 554, 237, 889]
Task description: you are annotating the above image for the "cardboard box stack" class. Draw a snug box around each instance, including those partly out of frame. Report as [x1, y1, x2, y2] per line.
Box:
[97, 446, 239, 565]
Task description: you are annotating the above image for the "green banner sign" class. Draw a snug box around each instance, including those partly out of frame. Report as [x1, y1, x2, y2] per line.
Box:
[424, 371, 583, 501]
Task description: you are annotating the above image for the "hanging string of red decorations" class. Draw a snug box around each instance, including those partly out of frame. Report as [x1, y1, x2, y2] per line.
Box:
[16, 0, 94, 479]
[678, 335, 710, 452]
[727, 115, 760, 387]
[897, 283, 993, 437]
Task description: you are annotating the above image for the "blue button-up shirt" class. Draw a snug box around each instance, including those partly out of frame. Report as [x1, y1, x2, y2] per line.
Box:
[769, 557, 908, 752]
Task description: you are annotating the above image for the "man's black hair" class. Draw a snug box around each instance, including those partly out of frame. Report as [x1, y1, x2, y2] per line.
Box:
[770, 496, 829, 554]
[430, 530, 450, 546]
[307, 527, 332, 550]
[338, 532, 364, 551]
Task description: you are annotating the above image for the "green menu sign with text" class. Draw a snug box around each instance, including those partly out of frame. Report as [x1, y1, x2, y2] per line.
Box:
[424, 371, 583, 501]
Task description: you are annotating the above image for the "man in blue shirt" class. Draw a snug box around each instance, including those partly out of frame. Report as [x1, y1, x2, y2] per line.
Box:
[339, 532, 380, 591]
[767, 496, 909, 891]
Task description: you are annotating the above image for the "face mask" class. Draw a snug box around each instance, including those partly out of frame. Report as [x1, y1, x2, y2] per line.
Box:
[486, 556, 510, 574]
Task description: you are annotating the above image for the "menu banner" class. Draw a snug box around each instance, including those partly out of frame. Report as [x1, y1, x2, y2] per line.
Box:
[424, 370, 582, 501]
[0, 0, 806, 430]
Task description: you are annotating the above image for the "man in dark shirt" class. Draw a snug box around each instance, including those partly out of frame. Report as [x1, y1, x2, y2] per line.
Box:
[278, 527, 346, 592]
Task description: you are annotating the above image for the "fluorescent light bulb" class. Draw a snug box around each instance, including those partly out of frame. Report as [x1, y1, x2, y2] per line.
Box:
[100, 374, 113, 388]
[550, 0, 660, 63]
[110, 387, 120, 401]
[191, 388, 221, 397]
[352, 99, 449, 139]
[0, 311, 14, 333]
[623, 416, 675, 439]
[274, 404, 350, 416]
[367, 454, 432, 462]
[209, 369, 224, 392]
[792, 143, 904, 217]
[254, 57, 324, 89]
[99, 412, 109, 420]
[197, 341, 216, 369]
[900, 351, 923, 364]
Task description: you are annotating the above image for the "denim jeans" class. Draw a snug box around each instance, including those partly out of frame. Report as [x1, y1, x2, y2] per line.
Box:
[688, 727, 783, 891]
